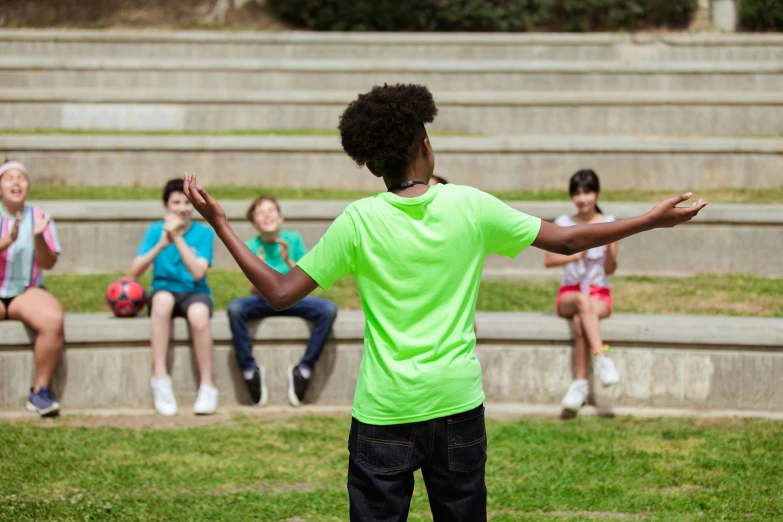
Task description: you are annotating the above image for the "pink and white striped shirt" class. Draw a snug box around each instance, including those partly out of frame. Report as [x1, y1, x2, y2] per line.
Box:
[0, 206, 61, 298]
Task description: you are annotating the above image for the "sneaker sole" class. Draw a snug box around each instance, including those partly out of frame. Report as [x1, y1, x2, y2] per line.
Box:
[194, 396, 217, 415]
[287, 365, 301, 407]
[26, 400, 60, 417]
[561, 400, 585, 413]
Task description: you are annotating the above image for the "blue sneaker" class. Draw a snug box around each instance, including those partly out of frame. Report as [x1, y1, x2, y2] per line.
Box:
[26, 387, 61, 417]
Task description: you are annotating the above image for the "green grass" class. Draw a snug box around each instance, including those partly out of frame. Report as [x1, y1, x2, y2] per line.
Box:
[1, 415, 782, 521]
[46, 271, 783, 317]
[28, 185, 783, 204]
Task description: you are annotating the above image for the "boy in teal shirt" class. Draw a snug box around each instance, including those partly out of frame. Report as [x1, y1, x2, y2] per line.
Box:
[227, 195, 338, 407]
[132, 179, 217, 417]
[182, 84, 706, 521]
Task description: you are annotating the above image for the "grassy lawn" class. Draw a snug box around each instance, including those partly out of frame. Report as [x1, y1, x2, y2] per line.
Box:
[46, 271, 783, 318]
[1, 415, 782, 521]
[29, 185, 783, 204]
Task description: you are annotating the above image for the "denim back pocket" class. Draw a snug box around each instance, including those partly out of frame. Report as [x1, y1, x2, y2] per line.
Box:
[447, 406, 487, 473]
[356, 421, 417, 473]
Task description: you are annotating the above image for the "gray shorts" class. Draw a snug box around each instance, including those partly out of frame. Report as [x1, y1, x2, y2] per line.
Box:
[149, 290, 213, 318]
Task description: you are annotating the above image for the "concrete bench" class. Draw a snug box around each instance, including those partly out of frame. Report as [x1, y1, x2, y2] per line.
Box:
[2, 89, 782, 137]
[36, 200, 783, 277]
[2, 30, 783, 61]
[2, 56, 782, 93]
[4, 134, 783, 191]
[1, 311, 781, 413]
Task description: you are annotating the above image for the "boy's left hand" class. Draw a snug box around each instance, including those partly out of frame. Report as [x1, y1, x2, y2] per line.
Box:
[183, 172, 227, 228]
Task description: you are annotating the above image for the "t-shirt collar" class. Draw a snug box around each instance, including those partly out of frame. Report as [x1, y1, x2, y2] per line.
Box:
[379, 184, 440, 206]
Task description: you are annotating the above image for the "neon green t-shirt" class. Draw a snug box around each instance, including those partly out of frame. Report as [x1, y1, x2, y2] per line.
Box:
[245, 230, 307, 275]
[297, 184, 541, 425]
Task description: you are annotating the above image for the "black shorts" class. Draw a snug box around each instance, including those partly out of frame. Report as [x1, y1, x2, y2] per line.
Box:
[149, 290, 213, 318]
[0, 295, 17, 320]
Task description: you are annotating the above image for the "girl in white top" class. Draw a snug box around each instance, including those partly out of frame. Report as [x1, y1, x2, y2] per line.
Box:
[545, 170, 620, 415]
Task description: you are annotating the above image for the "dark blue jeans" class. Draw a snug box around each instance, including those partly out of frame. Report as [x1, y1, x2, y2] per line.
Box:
[226, 295, 338, 371]
[347, 404, 487, 522]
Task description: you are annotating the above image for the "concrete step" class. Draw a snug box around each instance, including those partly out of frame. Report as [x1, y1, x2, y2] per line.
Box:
[34, 200, 783, 277]
[2, 311, 781, 411]
[3, 30, 783, 61]
[1, 57, 782, 91]
[3, 89, 782, 136]
[5, 134, 782, 191]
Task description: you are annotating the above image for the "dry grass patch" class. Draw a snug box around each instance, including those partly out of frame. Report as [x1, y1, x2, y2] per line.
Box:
[630, 437, 701, 455]
[611, 275, 783, 318]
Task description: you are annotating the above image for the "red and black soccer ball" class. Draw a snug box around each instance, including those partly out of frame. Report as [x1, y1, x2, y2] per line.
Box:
[106, 277, 146, 317]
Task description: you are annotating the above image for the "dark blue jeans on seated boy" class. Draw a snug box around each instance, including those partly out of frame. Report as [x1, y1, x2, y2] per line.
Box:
[347, 404, 487, 522]
[227, 294, 338, 401]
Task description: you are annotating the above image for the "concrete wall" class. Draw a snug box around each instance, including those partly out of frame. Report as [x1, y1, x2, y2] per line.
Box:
[34, 200, 783, 277]
[5, 135, 783, 191]
[2, 59, 781, 91]
[2, 311, 781, 412]
[3, 91, 782, 136]
[2, 30, 783, 61]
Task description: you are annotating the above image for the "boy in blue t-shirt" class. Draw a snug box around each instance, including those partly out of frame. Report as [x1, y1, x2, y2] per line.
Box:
[131, 179, 217, 417]
[226, 195, 338, 407]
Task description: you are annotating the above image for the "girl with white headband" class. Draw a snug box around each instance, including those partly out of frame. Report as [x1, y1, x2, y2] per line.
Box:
[0, 160, 63, 416]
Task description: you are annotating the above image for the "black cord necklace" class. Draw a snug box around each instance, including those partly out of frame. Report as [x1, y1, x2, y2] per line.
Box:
[387, 180, 427, 192]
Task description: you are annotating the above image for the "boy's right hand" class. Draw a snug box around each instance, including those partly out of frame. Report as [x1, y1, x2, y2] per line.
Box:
[158, 228, 172, 247]
[164, 214, 184, 238]
[648, 193, 707, 229]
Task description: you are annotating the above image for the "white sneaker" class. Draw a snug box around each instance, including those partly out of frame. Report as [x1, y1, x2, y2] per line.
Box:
[595, 354, 620, 387]
[193, 385, 218, 415]
[561, 379, 588, 412]
[151, 376, 178, 416]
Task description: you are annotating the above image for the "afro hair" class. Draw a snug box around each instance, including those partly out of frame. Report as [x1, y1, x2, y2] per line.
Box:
[338, 83, 438, 180]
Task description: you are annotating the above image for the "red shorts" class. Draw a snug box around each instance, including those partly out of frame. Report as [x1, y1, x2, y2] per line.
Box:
[556, 285, 612, 315]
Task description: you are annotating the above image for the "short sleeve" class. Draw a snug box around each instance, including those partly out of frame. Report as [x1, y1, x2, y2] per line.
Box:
[478, 191, 542, 258]
[45, 218, 62, 254]
[136, 223, 159, 257]
[290, 233, 307, 262]
[554, 214, 571, 227]
[296, 211, 356, 290]
[195, 226, 214, 266]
